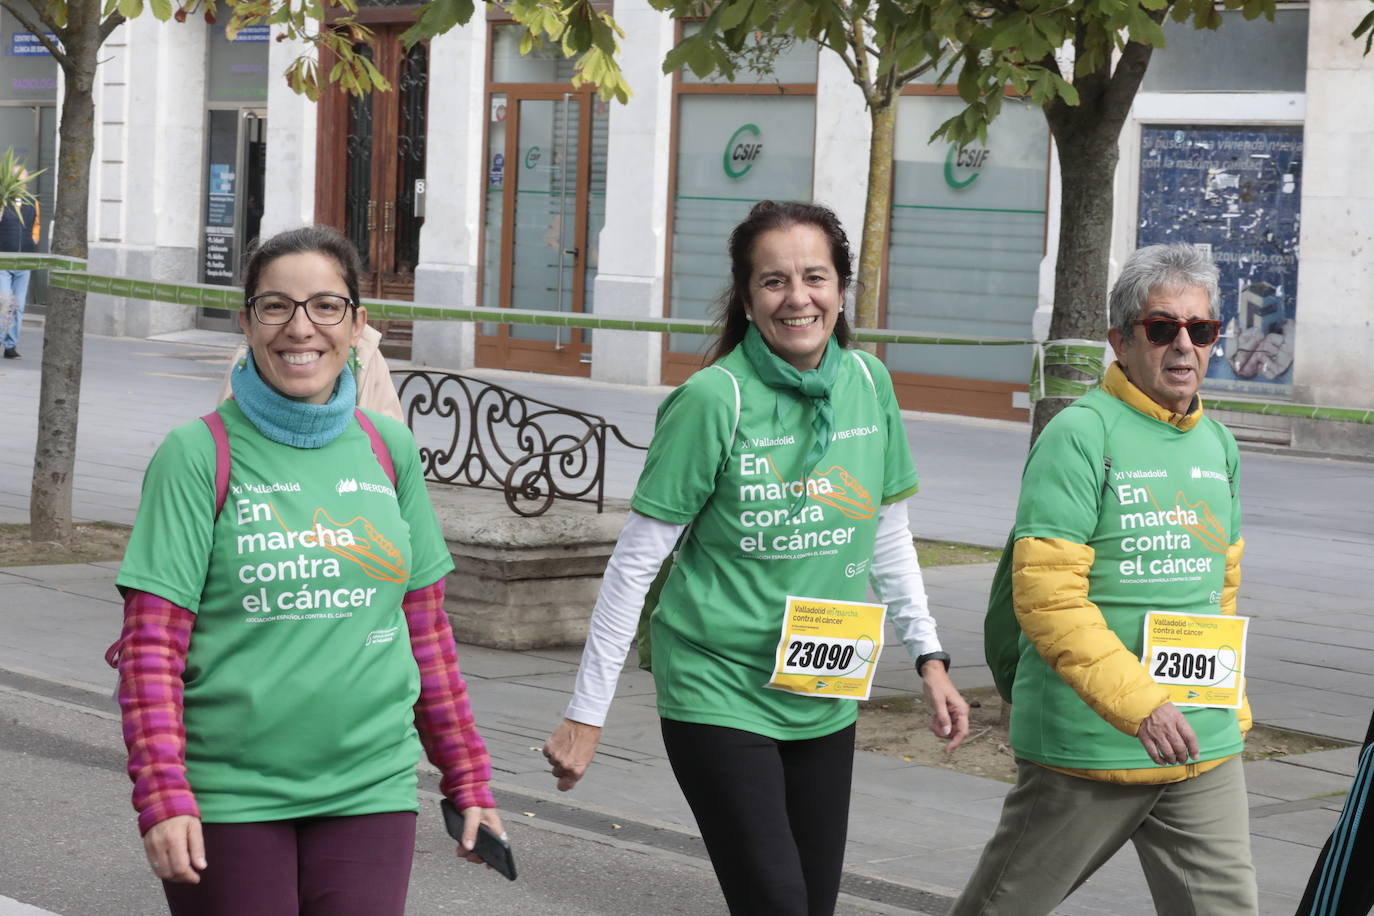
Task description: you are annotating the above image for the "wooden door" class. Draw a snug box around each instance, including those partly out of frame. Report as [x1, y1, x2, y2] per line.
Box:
[317, 24, 428, 355]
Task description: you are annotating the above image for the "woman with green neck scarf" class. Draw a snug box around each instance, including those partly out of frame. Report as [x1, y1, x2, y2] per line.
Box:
[544, 200, 969, 915]
[113, 226, 502, 915]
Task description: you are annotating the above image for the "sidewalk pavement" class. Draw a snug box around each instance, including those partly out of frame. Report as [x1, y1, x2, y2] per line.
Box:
[2, 321, 1371, 914]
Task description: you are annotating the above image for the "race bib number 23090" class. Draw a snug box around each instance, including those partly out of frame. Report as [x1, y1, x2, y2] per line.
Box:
[766, 595, 885, 700]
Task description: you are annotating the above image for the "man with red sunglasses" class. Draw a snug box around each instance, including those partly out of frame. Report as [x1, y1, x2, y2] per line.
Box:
[953, 244, 1256, 915]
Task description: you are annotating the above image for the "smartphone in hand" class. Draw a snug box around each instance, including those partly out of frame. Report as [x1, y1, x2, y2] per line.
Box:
[440, 799, 517, 881]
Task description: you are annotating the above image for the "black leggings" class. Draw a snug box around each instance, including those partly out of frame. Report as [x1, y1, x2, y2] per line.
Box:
[1296, 708, 1374, 916]
[661, 718, 855, 916]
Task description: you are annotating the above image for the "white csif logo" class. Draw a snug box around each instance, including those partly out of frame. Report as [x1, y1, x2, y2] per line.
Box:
[336, 478, 359, 494]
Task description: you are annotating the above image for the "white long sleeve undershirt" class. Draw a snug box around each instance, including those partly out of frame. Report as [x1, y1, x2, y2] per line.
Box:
[564, 512, 684, 727]
[564, 498, 942, 727]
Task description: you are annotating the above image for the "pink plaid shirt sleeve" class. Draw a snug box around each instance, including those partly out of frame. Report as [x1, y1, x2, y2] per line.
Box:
[115, 589, 200, 835]
[403, 579, 496, 811]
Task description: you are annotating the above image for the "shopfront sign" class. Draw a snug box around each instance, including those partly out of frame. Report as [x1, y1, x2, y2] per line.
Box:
[1137, 126, 1303, 398]
[723, 123, 763, 179]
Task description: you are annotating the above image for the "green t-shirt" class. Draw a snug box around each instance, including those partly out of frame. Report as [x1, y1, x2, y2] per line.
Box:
[1009, 389, 1244, 769]
[117, 402, 454, 822]
[632, 346, 919, 740]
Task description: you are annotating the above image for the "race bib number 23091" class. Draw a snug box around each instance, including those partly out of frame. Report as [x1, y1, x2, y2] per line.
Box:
[1140, 611, 1249, 709]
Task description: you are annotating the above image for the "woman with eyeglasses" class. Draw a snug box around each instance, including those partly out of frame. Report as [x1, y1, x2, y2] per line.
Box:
[112, 226, 502, 915]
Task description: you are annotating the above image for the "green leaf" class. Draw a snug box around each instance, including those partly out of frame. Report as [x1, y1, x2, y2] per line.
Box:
[717, 0, 753, 32]
[401, 0, 475, 46]
[989, 13, 1028, 51]
[148, 0, 173, 21]
[118, 0, 143, 19]
[1354, 8, 1374, 55]
[957, 56, 981, 104]
[1128, 8, 1166, 46]
[1052, 73, 1079, 106]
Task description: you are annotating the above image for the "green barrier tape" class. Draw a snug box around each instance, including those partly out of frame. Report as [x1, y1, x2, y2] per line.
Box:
[852, 328, 1031, 347]
[0, 254, 87, 271]
[1206, 399, 1374, 425]
[1029, 340, 1107, 404]
[14, 255, 1374, 425]
[42, 266, 1042, 345]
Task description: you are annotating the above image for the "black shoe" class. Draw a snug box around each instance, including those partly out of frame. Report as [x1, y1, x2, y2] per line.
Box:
[3, 348, 18, 359]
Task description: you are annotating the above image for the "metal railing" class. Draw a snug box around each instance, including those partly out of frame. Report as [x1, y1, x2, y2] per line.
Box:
[393, 369, 646, 517]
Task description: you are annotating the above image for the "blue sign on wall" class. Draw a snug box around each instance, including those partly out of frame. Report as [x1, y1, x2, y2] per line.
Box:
[1137, 126, 1303, 398]
[11, 32, 59, 56]
[232, 25, 271, 42]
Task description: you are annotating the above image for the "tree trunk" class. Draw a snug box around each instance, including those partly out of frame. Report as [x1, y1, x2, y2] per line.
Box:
[1028, 39, 1158, 446]
[853, 100, 896, 353]
[1028, 120, 1119, 441]
[29, 20, 98, 543]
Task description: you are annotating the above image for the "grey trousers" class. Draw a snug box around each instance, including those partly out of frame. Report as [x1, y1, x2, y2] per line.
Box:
[951, 756, 1257, 916]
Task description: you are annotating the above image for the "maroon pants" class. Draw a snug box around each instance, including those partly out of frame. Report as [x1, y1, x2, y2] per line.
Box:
[162, 811, 417, 916]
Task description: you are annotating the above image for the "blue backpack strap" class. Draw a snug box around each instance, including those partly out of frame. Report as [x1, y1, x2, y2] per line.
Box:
[353, 408, 397, 488]
[201, 410, 231, 519]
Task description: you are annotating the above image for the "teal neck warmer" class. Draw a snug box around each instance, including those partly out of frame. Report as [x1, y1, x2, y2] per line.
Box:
[229, 350, 356, 448]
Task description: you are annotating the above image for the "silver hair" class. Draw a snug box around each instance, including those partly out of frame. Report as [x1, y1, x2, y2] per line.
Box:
[1109, 243, 1220, 336]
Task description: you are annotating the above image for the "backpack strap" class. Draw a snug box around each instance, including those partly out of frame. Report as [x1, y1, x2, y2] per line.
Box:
[201, 410, 231, 519]
[202, 408, 396, 522]
[1068, 396, 1115, 504]
[353, 408, 397, 488]
[850, 350, 878, 395]
[704, 364, 742, 476]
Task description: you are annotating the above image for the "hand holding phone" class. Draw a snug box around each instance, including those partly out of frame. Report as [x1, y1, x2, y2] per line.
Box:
[440, 799, 517, 881]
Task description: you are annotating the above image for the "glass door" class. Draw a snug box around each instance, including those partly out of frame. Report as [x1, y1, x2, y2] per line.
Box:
[478, 89, 606, 375]
[197, 106, 266, 332]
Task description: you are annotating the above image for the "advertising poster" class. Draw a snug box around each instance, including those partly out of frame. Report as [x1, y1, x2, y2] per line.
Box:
[1137, 126, 1303, 398]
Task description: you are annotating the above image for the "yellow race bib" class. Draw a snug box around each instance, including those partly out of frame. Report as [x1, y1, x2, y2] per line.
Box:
[766, 595, 885, 699]
[1140, 611, 1249, 709]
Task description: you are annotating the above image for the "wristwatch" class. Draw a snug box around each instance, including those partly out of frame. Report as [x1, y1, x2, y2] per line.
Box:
[916, 651, 951, 673]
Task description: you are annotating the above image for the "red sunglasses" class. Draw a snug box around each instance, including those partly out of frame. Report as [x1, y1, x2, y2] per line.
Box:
[1132, 317, 1222, 347]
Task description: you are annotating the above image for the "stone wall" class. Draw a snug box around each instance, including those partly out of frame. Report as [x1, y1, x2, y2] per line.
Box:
[428, 484, 624, 650]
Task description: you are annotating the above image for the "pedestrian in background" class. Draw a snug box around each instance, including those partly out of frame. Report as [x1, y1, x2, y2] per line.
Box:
[0, 164, 40, 359]
[111, 225, 500, 915]
[544, 200, 968, 915]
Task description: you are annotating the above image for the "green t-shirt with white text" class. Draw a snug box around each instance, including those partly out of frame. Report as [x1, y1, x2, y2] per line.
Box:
[633, 346, 918, 740]
[117, 402, 454, 822]
[1009, 389, 1243, 770]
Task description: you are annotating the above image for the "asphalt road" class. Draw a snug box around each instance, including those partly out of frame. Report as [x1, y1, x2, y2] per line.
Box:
[0, 677, 908, 916]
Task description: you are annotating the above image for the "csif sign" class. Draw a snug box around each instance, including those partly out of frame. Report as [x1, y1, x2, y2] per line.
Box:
[944, 143, 991, 190]
[723, 124, 764, 179]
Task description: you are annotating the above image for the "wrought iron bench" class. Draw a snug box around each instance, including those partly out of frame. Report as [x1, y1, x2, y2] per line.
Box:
[391, 369, 647, 518]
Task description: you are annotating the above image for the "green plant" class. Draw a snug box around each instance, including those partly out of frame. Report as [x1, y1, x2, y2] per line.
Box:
[0, 147, 41, 218]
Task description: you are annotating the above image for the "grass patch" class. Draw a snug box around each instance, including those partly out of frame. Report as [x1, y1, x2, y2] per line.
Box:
[914, 539, 1002, 566]
[0, 522, 131, 567]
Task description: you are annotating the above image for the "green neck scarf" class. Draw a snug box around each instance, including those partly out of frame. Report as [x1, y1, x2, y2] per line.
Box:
[741, 323, 840, 509]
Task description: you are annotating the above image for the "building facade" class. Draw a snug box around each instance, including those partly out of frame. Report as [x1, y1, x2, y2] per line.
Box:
[4, 0, 1371, 451]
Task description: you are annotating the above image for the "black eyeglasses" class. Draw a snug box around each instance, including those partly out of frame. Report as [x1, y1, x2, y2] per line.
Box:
[248, 293, 356, 326]
[1132, 317, 1222, 347]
